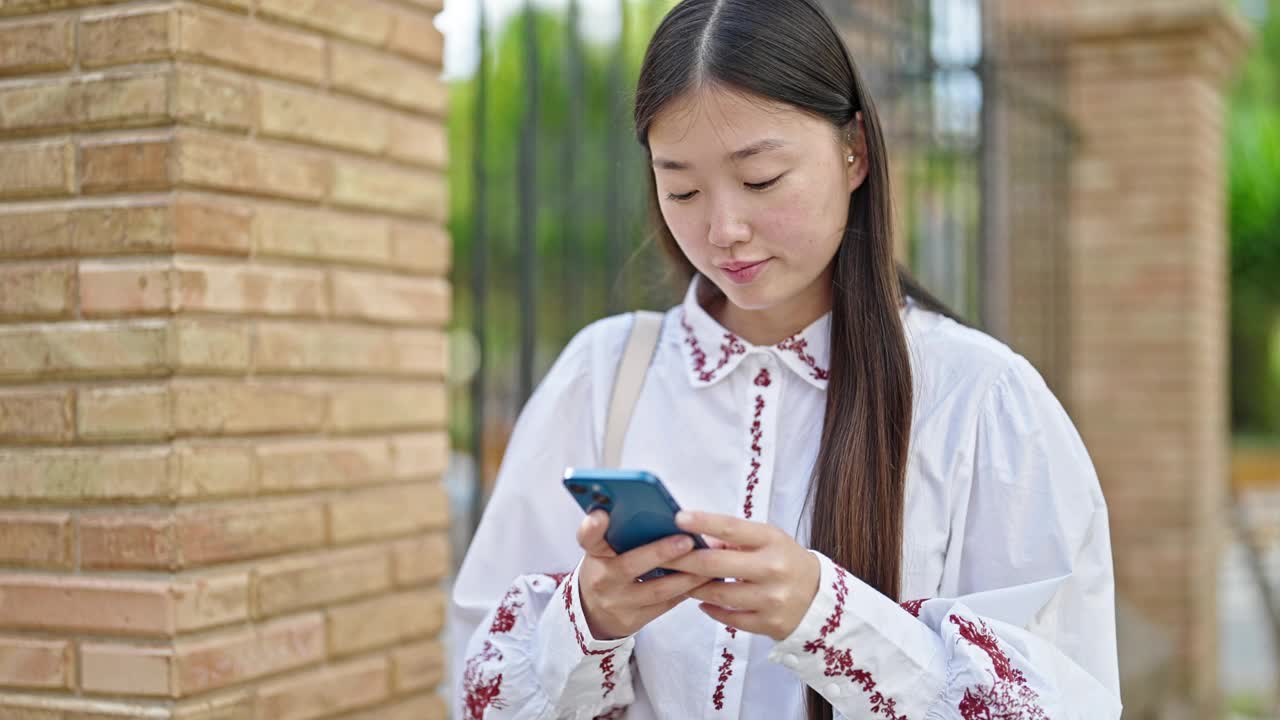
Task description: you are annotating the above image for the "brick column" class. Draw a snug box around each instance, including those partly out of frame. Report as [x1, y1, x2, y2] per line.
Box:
[1063, 2, 1249, 716]
[0, 2, 452, 718]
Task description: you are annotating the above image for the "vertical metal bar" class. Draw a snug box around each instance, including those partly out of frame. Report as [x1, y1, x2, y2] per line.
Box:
[563, 0, 584, 342]
[977, 0, 1009, 338]
[967, 141, 980, 320]
[468, 0, 490, 537]
[620, 0, 644, 308]
[1052, 118, 1071, 393]
[604, 0, 626, 313]
[1038, 120, 1052, 382]
[518, 1, 539, 404]
[908, 0, 930, 279]
[901, 22, 922, 273]
[923, 0, 943, 303]
[949, 135, 965, 315]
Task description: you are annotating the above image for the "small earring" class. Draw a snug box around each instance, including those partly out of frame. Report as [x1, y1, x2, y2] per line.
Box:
[847, 154, 856, 164]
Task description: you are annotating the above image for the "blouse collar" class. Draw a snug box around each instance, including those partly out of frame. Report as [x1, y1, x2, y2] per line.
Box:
[676, 275, 832, 391]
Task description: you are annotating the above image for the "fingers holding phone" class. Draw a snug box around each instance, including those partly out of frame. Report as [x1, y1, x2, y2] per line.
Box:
[576, 510, 616, 558]
[575, 511, 709, 640]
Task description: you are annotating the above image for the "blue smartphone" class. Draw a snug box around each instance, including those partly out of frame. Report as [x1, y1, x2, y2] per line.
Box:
[563, 468, 708, 581]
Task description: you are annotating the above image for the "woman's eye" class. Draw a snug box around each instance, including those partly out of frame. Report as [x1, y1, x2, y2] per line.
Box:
[666, 190, 698, 202]
[746, 174, 784, 191]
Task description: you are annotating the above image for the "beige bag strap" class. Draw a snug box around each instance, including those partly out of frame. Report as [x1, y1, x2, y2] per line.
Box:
[603, 311, 664, 468]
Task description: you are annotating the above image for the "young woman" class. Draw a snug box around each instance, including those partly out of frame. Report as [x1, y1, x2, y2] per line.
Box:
[450, 1, 1122, 718]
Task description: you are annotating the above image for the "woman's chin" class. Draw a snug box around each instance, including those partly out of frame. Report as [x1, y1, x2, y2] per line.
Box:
[700, 265, 798, 313]
[719, 282, 785, 314]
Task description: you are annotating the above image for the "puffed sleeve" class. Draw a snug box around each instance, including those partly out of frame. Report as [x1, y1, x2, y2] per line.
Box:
[449, 317, 638, 720]
[768, 354, 1123, 720]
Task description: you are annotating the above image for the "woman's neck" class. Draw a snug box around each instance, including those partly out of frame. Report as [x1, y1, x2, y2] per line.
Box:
[704, 271, 833, 346]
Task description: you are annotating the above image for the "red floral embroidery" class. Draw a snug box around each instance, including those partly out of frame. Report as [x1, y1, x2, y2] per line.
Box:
[751, 395, 765, 440]
[800, 566, 907, 719]
[754, 368, 772, 387]
[463, 641, 505, 720]
[951, 616, 1023, 684]
[776, 335, 829, 381]
[681, 311, 746, 383]
[543, 571, 572, 586]
[900, 598, 927, 618]
[726, 626, 738, 638]
[599, 650, 618, 696]
[463, 573, 588, 718]
[489, 587, 523, 634]
[957, 684, 1049, 720]
[712, 647, 734, 710]
[562, 572, 622, 697]
[742, 459, 761, 520]
[743, 391, 766, 519]
[466, 583, 537, 719]
[948, 615, 1049, 719]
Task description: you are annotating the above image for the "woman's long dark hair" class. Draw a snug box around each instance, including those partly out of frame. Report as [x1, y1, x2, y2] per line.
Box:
[634, 2, 957, 718]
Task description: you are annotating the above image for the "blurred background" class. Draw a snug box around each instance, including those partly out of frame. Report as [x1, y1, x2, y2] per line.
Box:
[438, 0, 1280, 717]
[0, 0, 1274, 718]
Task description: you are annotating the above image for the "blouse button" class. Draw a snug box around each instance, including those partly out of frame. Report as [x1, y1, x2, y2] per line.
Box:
[824, 682, 842, 698]
[779, 653, 799, 669]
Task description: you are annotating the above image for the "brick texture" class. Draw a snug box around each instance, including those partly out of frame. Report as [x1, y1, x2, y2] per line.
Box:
[252, 545, 392, 618]
[325, 589, 445, 658]
[391, 639, 445, 693]
[0, 0, 451, 714]
[0, 16, 73, 76]
[79, 643, 175, 697]
[254, 656, 390, 719]
[0, 140, 74, 198]
[0, 388, 73, 443]
[79, 5, 176, 68]
[174, 613, 326, 695]
[0, 511, 72, 568]
[985, 1, 1249, 716]
[0, 636, 72, 690]
[80, 137, 174, 194]
[0, 72, 173, 135]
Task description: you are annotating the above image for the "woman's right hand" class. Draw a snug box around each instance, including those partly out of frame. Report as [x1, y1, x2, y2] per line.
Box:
[576, 510, 711, 640]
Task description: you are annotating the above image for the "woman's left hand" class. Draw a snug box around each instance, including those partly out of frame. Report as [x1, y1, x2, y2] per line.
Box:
[662, 510, 820, 642]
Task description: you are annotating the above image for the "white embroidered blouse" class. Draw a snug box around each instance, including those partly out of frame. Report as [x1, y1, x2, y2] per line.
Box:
[449, 276, 1123, 720]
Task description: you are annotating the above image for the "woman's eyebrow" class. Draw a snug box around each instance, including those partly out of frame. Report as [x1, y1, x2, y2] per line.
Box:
[651, 138, 787, 171]
[729, 138, 786, 162]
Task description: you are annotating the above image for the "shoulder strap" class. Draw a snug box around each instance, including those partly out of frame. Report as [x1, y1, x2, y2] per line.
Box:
[603, 311, 664, 468]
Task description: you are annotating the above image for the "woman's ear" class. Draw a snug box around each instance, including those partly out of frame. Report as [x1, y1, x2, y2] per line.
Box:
[845, 111, 869, 194]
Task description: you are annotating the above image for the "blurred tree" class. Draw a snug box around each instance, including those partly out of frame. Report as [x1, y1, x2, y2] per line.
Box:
[1230, 1, 1280, 436]
[446, 2, 675, 450]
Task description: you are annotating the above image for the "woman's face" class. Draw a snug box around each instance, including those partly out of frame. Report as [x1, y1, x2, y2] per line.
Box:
[648, 85, 867, 315]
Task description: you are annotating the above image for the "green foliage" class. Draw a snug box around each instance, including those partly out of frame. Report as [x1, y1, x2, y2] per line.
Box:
[1230, 3, 1280, 435]
[1230, 0, 1280, 294]
[446, 2, 677, 449]
[1230, 107, 1280, 291]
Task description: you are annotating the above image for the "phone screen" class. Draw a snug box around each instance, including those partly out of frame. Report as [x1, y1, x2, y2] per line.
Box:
[563, 467, 708, 580]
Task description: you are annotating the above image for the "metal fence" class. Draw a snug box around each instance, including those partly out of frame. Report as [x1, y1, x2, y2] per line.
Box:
[448, 0, 1075, 559]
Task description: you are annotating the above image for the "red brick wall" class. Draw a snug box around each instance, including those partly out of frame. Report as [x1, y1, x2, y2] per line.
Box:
[990, 1, 1249, 716]
[0, 1, 452, 718]
[1067, 5, 1247, 716]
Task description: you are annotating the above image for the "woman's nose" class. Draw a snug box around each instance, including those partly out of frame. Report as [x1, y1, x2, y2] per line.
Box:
[707, 205, 751, 248]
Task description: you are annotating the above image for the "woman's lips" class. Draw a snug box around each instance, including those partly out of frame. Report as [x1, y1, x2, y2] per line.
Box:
[719, 258, 771, 284]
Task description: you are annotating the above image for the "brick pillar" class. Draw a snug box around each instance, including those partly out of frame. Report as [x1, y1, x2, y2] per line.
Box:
[0, 2, 452, 718]
[1062, 2, 1249, 716]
